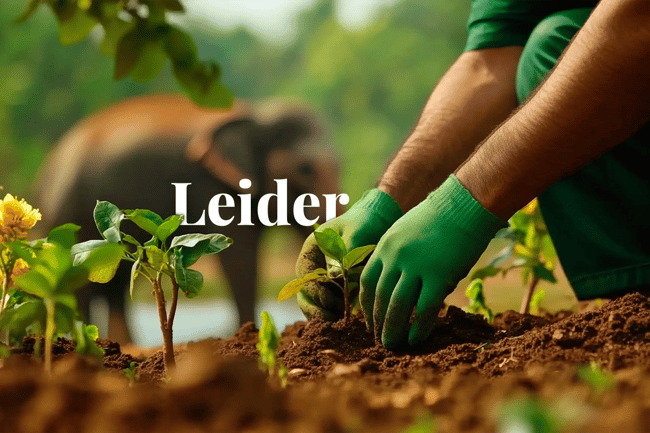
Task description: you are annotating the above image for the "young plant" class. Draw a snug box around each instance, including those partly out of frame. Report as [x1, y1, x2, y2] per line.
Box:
[123, 361, 139, 386]
[256, 311, 287, 387]
[278, 227, 375, 323]
[0, 224, 115, 373]
[469, 199, 558, 314]
[72, 201, 232, 373]
[464, 279, 493, 324]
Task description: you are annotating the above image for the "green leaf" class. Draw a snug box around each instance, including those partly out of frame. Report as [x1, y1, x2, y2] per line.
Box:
[122, 234, 141, 246]
[94, 201, 124, 243]
[174, 266, 203, 298]
[0, 301, 46, 334]
[126, 209, 164, 235]
[54, 293, 78, 310]
[171, 233, 232, 267]
[131, 40, 167, 83]
[15, 0, 42, 23]
[532, 264, 556, 283]
[314, 228, 347, 263]
[530, 289, 546, 314]
[47, 223, 80, 249]
[100, 17, 134, 57]
[80, 243, 126, 284]
[54, 303, 76, 334]
[74, 322, 104, 359]
[173, 63, 234, 108]
[10, 242, 37, 266]
[277, 272, 327, 302]
[155, 215, 183, 244]
[58, 266, 90, 294]
[71, 240, 110, 266]
[114, 29, 144, 80]
[13, 271, 51, 299]
[145, 245, 165, 269]
[342, 245, 375, 269]
[162, 25, 196, 67]
[58, 7, 98, 45]
[471, 265, 501, 280]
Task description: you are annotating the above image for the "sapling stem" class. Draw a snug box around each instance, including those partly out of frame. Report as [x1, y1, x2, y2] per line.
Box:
[342, 270, 350, 323]
[152, 276, 175, 370]
[520, 277, 539, 315]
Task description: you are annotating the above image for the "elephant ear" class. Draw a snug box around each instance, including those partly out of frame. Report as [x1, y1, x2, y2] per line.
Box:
[187, 118, 260, 195]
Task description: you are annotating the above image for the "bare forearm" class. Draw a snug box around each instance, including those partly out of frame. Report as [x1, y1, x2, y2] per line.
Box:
[458, 0, 650, 219]
[378, 47, 522, 211]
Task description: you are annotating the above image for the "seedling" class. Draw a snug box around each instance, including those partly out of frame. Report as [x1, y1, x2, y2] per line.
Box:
[578, 361, 616, 395]
[72, 201, 232, 373]
[0, 224, 114, 373]
[278, 228, 375, 323]
[464, 279, 493, 324]
[469, 199, 557, 314]
[123, 361, 139, 386]
[256, 311, 287, 387]
[529, 289, 546, 316]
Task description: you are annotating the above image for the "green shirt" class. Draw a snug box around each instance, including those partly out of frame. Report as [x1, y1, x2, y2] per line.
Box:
[464, 0, 597, 52]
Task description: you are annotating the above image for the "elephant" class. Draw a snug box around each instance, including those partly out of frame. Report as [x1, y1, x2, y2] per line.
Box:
[34, 94, 343, 344]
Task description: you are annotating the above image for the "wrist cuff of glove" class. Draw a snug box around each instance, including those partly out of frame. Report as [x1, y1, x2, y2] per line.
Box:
[429, 175, 507, 237]
[353, 188, 404, 225]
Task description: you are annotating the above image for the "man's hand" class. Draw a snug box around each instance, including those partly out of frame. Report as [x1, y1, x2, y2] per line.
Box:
[360, 175, 505, 348]
[296, 189, 402, 321]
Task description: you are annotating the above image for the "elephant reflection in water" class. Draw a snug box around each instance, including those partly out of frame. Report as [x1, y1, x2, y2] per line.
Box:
[35, 94, 344, 344]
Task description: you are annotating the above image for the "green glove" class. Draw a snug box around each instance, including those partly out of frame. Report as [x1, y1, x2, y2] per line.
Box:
[296, 188, 403, 321]
[360, 175, 506, 348]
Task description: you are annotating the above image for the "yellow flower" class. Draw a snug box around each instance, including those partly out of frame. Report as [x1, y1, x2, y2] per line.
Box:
[0, 194, 42, 242]
[0, 258, 30, 288]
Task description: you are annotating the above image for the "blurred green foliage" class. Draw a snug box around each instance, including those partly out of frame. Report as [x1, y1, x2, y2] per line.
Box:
[1, 0, 470, 202]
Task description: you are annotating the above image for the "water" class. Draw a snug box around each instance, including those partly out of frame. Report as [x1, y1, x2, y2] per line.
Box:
[125, 298, 305, 347]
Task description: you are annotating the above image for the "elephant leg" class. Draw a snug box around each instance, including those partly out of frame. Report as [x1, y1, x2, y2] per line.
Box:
[219, 228, 261, 325]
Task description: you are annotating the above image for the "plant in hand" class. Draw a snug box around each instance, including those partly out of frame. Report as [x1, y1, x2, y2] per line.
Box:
[0, 223, 115, 373]
[256, 311, 287, 387]
[469, 199, 557, 314]
[73, 201, 232, 373]
[278, 228, 375, 323]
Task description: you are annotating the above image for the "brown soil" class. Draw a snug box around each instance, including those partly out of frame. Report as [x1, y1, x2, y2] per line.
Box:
[2, 292, 650, 432]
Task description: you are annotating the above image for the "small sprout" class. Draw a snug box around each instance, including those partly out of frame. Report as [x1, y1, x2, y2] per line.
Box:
[278, 227, 375, 322]
[529, 289, 546, 315]
[72, 201, 232, 373]
[470, 199, 558, 315]
[123, 361, 139, 386]
[578, 361, 616, 395]
[464, 279, 493, 324]
[256, 311, 287, 387]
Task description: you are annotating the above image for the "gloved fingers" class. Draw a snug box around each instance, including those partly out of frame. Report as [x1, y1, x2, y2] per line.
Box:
[359, 257, 383, 333]
[371, 268, 401, 340]
[381, 275, 422, 349]
[300, 278, 345, 317]
[295, 233, 327, 277]
[408, 280, 448, 346]
[297, 291, 344, 322]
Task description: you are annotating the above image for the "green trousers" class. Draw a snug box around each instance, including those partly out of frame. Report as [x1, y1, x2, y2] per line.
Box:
[516, 8, 650, 299]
